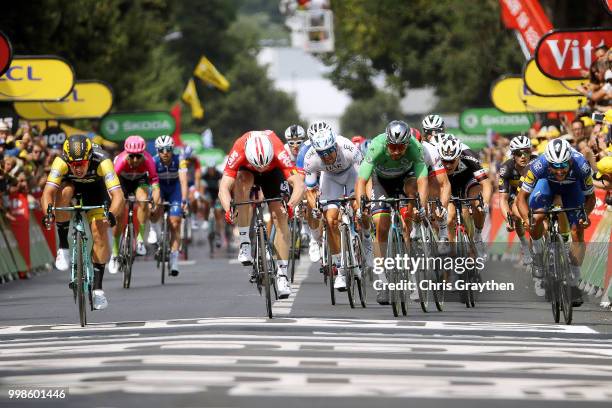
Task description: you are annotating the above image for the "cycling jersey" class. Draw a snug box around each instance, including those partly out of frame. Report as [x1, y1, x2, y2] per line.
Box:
[498, 155, 537, 199]
[154, 153, 188, 217]
[421, 141, 445, 176]
[224, 130, 297, 179]
[295, 140, 312, 172]
[303, 135, 362, 189]
[446, 149, 488, 198]
[182, 156, 202, 187]
[358, 134, 427, 180]
[114, 150, 159, 188]
[520, 149, 593, 196]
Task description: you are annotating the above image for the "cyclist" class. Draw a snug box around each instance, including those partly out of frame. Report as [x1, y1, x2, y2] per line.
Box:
[151, 135, 189, 277]
[498, 135, 537, 268]
[284, 124, 306, 162]
[517, 139, 595, 305]
[181, 145, 204, 230]
[202, 163, 224, 248]
[437, 135, 492, 259]
[110, 135, 161, 273]
[355, 120, 429, 305]
[303, 125, 368, 291]
[422, 114, 446, 145]
[40, 134, 123, 310]
[219, 130, 305, 299]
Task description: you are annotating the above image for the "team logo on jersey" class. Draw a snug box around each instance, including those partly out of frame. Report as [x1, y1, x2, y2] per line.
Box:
[49, 169, 61, 180]
[533, 160, 543, 172]
[278, 150, 293, 167]
[226, 150, 239, 168]
[581, 162, 591, 174]
[524, 170, 535, 185]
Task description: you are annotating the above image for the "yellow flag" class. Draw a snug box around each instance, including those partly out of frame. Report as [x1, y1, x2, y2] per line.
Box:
[193, 56, 230, 92]
[182, 78, 204, 119]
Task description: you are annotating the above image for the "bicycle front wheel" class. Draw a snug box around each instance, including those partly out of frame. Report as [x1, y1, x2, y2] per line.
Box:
[353, 232, 367, 308]
[258, 227, 273, 318]
[75, 232, 87, 327]
[387, 228, 402, 317]
[289, 217, 298, 284]
[161, 218, 168, 285]
[555, 238, 573, 325]
[341, 227, 355, 309]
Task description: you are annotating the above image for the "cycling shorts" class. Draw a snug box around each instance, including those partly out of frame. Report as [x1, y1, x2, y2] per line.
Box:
[65, 180, 110, 222]
[450, 178, 480, 199]
[370, 171, 415, 215]
[160, 182, 183, 217]
[319, 168, 358, 210]
[528, 178, 585, 225]
[120, 175, 150, 197]
[240, 167, 287, 199]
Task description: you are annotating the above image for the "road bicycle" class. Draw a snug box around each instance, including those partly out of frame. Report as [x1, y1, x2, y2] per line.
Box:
[46, 195, 109, 327]
[155, 202, 172, 285]
[118, 194, 151, 289]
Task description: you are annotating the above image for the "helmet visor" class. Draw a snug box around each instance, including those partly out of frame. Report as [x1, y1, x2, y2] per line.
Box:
[512, 149, 531, 157]
[549, 161, 570, 169]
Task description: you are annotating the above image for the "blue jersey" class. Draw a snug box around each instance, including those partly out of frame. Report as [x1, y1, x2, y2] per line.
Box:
[295, 140, 312, 171]
[521, 148, 594, 196]
[154, 154, 187, 188]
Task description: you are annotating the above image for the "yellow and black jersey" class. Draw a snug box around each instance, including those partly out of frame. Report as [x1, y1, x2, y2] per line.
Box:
[46, 145, 121, 192]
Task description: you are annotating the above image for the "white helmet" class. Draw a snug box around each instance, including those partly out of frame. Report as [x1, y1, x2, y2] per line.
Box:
[437, 137, 462, 161]
[310, 128, 336, 152]
[385, 120, 411, 144]
[155, 135, 174, 150]
[245, 131, 274, 168]
[307, 121, 332, 139]
[509, 135, 531, 151]
[422, 114, 445, 131]
[284, 124, 305, 141]
[544, 138, 571, 165]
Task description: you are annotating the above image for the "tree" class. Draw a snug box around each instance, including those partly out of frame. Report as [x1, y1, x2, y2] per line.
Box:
[340, 91, 402, 138]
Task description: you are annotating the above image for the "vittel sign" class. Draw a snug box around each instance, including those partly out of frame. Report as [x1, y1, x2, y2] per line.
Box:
[535, 28, 612, 80]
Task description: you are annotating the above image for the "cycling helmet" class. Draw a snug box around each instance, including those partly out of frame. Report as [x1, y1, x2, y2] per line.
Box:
[284, 124, 306, 141]
[307, 121, 332, 139]
[155, 135, 174, 150]
[351, 135, 366, 145]
[124, 135, 146, 154]
[509, 135, 531, 151]
[183, 145, 194, 159]
[385, 120, 411, 144]
[310, 128, 336, 152]
[544, 138, 571, 164]
[245, 131, 274, 168]
[437, 137, 462, 161]
[422, 114, 445, 132]
[62, 134, 93, 162]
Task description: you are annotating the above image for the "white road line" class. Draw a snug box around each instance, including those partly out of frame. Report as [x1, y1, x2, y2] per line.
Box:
[272, 259, 310, 315]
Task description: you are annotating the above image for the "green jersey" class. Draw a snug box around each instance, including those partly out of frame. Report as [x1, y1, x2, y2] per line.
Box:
[358, 134, 427, 180]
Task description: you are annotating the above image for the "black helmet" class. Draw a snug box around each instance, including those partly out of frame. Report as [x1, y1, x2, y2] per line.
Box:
[62, 134, 93, 162]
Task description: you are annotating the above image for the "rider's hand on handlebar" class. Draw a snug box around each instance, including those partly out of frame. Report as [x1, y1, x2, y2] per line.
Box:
[225, 209, 235, 225]
[505, 220, 515, 232]
[579, 216, 591, 228]
[107, 211, 117, 228]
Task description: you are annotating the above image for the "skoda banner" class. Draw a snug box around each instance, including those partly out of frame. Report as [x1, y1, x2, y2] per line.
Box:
[0, 56, 75, 101]
[459, 108, 533, 135]
[181, 133, 202, 150]
[197, 147, 226, 167]
[101, 111, 176, 142]
[0, 31, 12, 77]
[14, 80, 113, 120]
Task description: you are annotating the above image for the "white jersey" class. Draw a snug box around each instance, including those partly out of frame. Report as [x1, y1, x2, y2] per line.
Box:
[303, 135, 362, 189]
[421, 141, 446, 176]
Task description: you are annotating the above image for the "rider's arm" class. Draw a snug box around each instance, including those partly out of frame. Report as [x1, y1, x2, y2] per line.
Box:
[355, 177, 368, 211]
[516, 188, 530, 226]
[40, 183, 58, 217]
[287, 172, 305, 208]
[178, 159, 189, 203]
[97, 159, 124, 218]
[481, 177, 492, 206]
[219, 174, 235, 212]
[436, 172, 451, 209]
[499, 192, 511, 222]
[194, 159, 202, 191]
[305, 186, 319, 210]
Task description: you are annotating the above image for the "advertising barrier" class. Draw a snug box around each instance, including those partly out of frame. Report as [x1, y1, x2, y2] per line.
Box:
[0, 56, 75, 101]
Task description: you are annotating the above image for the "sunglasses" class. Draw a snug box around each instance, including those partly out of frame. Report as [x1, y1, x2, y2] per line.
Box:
[68, 159, 89, 168]
[387, 143, 407, 152]
[158, 147, 173, 154]
[513, 150, 530, 157]
[287, 140, 303, 147]
[128, 153, 143, 160]
[441, 159, 457, 164]
[317, 146, 337, 158]
[549, 161, 570, 169]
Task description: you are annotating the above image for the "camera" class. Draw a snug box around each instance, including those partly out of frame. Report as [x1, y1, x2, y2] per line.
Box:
[592, 112, 605, 123]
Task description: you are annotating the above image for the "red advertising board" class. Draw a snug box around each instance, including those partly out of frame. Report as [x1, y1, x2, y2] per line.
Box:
[0, 31, 12, 77]
[535, 28, 612, 79]
[499, 0, 553, 55]
[602, 0, 612, 16]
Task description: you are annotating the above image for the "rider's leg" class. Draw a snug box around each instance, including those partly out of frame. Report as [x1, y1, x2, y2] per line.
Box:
[135, 185, 150, 243]
[90, 214, 111, 290]
[528, 179, 552, 278]
[512, 199, 532, 264]
[168, 207, 182, 274]
[234, 171, 254, 254]
[270, 201, 290, 275]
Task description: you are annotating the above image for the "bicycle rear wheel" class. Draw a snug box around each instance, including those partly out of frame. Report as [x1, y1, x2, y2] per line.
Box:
[181, 216, 190, 260]
[75, 232, 87, 327]
[555, 238, 573, 325]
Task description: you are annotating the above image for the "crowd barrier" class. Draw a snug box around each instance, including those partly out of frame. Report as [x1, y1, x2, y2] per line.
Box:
[488, 189, 612, 306]
[0, 192, 54, 282]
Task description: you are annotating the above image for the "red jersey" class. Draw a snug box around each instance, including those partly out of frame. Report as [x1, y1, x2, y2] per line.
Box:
[224, 130, 297, 179]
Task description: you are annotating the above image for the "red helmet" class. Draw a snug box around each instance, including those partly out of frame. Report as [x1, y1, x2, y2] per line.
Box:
[412, 128, 422, 142]
[124, 135, 146, 154]
[351, 135, 366, 145]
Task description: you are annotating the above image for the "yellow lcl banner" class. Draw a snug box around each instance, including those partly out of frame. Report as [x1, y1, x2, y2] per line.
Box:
[523, 59, 585, 97]
[194, 56, 230, 92]
[14, 80, 113, 120]
[490, 76, 585, 113]
[182, 78, 204, 119]
[0, 56, 75, 101]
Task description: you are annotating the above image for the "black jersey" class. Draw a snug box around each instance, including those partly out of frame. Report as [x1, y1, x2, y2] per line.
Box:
[498, 155, 537, 199]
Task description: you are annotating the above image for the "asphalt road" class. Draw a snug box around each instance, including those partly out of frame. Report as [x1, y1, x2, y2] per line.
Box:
[1, 235, 612, 407]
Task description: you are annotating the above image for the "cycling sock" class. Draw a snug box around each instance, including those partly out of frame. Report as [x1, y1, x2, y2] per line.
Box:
[93, 263, 105, 290]
[277, 259, 288, 276]
[238, 227, 250, 245]
[532, 237, 544, 254]
[57, 221, 70, 249]
[112, 235, 119, 256]
[474, 228, 482, 241]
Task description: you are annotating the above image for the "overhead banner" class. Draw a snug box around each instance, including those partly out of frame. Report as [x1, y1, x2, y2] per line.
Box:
[460, 108, 533, 135]
[14, 80, 113, 120]
[194, 55, 230, 92]
[499, 0, 552, 55]
[603, 0, 612, 15]
[0, 56, 75, 101]
[490, 76, 585, 113]
[0, 31, 13, 77]
[535, 28, 612, 79]
[196, 147, 226, 167]
[523, 58, 585, 96]
[101, 111, 176, 142]
[181, 133, 202, 150]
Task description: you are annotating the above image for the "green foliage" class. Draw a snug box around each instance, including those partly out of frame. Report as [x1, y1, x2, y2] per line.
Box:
[340, 91, 402, 138]
[328, 0, 524, 111]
